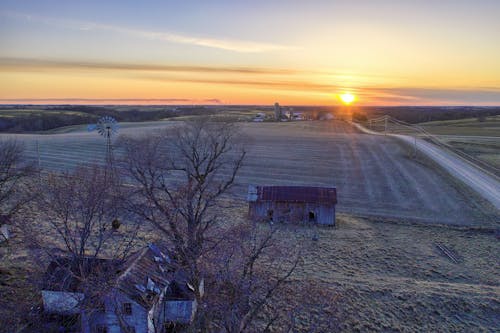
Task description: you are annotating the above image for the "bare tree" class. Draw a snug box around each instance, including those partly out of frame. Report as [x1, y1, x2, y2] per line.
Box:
[27, 165, 140, 299]
[0, 139, 35, 228]
[18, 165, 143, 331]
[120, 119, 246, 299]
[197, 221, 300, 332]
[34, 165, 139, 262]
[120, 119, 306, 332]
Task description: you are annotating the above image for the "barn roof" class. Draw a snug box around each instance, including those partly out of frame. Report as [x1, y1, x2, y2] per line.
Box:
[254, 186, 337, 204]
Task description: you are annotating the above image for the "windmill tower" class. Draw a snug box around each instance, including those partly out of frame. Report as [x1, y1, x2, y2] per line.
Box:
[88, 116, 119, 167]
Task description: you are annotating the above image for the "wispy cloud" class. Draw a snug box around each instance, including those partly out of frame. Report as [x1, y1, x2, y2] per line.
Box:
[139, 75, 340, 92]
[359, 87, 500, 105]
[0, 57, 295, 75]
[0, 11, 293, 53]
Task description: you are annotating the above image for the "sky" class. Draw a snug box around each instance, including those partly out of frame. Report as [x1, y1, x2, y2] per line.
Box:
[1, 0, 500, 106]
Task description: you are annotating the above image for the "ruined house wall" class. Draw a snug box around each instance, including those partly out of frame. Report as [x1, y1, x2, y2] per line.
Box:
[85, 292, 148, 333]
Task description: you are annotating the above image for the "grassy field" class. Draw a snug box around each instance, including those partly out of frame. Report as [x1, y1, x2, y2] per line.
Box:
[418, 117, 500, 172]
[265, 213, 500, 332]
[419, 116, 500, 137]
[1, 120, 497, 226]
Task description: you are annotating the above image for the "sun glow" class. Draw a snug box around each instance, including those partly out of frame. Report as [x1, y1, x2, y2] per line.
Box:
[340, 93, 356, 105]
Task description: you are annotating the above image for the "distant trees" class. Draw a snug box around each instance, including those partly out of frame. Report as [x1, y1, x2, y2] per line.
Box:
[0, 105, 218, 133]
[364, 106, 500, 124]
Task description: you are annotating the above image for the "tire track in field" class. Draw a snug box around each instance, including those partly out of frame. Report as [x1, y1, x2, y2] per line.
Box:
[343, 134, 373, 203]
[360, 135, 407, 208]
[377, 137, 442, 213]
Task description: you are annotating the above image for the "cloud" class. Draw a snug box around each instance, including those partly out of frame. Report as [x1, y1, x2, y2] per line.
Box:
[0, 57, 295, 75]
[0, 11, 293, 53]
[138, 75, 339, 91]
[361, 87, 500, 104]
[0, 98, 223, 105]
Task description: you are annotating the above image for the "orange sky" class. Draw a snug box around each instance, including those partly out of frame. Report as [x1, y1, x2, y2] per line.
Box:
[1, 1, 500, 105]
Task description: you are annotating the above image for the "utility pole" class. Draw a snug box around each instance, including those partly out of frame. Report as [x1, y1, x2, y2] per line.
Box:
[384, 115, 388, 135]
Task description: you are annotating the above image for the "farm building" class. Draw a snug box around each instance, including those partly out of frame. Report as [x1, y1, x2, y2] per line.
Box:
[248, 185, 337, 225]
[41, 244, 197, 333]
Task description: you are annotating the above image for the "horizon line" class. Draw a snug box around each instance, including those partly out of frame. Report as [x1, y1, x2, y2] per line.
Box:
[0, 100, 499, 108]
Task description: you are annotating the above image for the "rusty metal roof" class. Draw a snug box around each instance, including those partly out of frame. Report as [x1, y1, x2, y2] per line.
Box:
[255, 186, 337, 204]
[42, 244, 194, 311]
[116, 244, 194, 308]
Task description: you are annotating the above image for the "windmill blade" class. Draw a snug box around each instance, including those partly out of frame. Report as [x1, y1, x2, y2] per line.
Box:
[96, 116, 119, 137]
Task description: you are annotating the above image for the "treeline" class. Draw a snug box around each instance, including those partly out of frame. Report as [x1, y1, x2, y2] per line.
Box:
[0, 105, 216, 132]
[266, 105, 500, 123]
[359, 106, 500, 124]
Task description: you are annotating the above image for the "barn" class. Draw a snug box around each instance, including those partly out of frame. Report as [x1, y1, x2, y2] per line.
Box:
[247, 185, 337, 225]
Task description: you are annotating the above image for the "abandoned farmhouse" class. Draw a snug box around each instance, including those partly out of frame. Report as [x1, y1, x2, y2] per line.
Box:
[41, 244, 197, 333]
[247, 185, 337, 225]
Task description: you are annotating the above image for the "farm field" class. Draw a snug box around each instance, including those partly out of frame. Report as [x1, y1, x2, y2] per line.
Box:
[237, 121, 497, 226]
[0, 120, 498, 226]
[416, 117, 500, 173]
[418, 116, 500, 137]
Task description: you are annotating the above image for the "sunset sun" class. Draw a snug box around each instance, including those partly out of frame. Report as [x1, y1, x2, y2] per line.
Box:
[340, 93, 356, 105]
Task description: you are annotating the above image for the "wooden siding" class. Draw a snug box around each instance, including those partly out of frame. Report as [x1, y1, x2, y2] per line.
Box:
[161, 300, 197, 325]
[83, 292, 149, 333]
[249, 201, 335, 225]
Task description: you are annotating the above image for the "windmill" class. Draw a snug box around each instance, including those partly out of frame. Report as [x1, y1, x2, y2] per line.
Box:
[88, 116, 119, 166]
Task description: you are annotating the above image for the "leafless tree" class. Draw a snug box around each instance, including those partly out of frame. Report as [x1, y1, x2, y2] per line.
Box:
[120, 119, 246, 299]
[119, 119, 307, 332]
[0, 139, 35, 229]
[196, 221, 300, 332]
[35, 165, 138, 262]
[27, 165, 139, 295]
[17, 165, 143, 331]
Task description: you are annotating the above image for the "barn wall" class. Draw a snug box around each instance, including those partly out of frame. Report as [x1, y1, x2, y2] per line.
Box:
[249, 201, 335, 225]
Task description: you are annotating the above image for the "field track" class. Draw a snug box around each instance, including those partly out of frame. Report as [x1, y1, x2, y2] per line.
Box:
[1, 120, 497, 226]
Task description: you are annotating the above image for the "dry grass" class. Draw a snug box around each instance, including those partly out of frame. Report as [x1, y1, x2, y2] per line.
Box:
[1, 202, 499, 332]
[223, 204, 500, 332]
